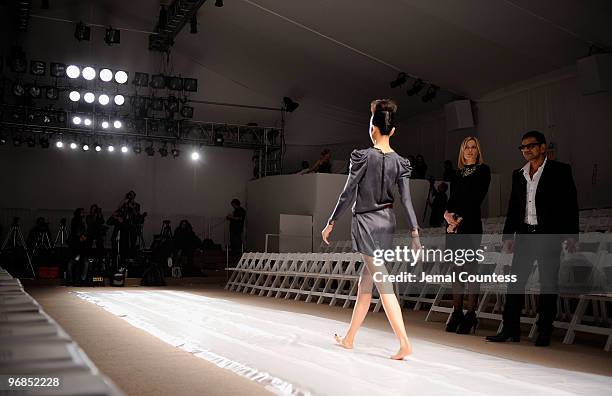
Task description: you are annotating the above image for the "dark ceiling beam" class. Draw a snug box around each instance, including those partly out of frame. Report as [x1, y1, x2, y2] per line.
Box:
[149, 0, 208, 52]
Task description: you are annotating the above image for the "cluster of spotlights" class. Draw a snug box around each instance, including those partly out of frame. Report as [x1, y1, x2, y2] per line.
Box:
[71, 116, 122, 129]
[389, 73, 439, 102]
[69, 91, 125, 106]
[49, 138, 200, 160]
[66, 65, 128, 83]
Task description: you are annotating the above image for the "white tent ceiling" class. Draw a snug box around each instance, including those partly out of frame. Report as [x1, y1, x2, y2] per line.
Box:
[4, 0, 612, 140]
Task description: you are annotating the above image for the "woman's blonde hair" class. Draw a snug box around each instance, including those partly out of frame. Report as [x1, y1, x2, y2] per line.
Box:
[457, 136, 484, 169]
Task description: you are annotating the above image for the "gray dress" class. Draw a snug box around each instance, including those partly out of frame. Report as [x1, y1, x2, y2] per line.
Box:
[327, 147, 419, 256]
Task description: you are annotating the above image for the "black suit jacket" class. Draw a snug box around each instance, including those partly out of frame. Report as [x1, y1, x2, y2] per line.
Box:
[502, 159, 578, 240]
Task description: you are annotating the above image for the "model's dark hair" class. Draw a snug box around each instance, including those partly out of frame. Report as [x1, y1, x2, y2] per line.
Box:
[522, 130, 546, 145]
[370, 99, 397, 135]
[231, 198, 240, 206]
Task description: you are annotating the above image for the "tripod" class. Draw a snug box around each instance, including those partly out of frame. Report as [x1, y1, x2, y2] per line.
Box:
[54, 218, 69, 248]
[1, 217, 36, 278]
[135, 223, 146, 249]
[422, 177, 436, 223]
[31, 230, 53, 257]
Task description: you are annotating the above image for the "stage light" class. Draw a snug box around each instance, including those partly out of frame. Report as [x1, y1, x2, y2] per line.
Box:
[114, 70, 128, 84]
[121, 145, 128, 153]
[183, 78, 197, 92]
[82, 143, 90, 151]
[145, 144, 155, 156]
[133, 143, 142, 154]
[66, 65, 80, 78]
[168, 76, 183, 91]
[0, 135, 6, 145]
[390, 72, 407, 88]
[70, 142, 78, 150]
[30, 60, 46, 76]
[84, 118, 92, 126]
[74, 22, 91, 41]
[82, 66, 96, 80]
[84, 92, 95, 103]
[9, 47, 27, 73]
[171, 148, 180, 158]
[282, 97, 299, 112]
[50, 63, 66, 77]
[13, 136, 23, 146]
[114, 95, 125, 105]
[190, 151, 200, 161]
[56, 140, 64, 148]
[13, 83, 26, 97]
[151, 97, 164, 111]
[26, 136, 36, 147]
[45, 87, 59, 100]
[421, 85, 439, 102]
[108, 145, 115, 152]
[101, 121, 109, 129]
[133, 72, 149, 87]
[99, 68, 113, 82]
[150, 74, 166, 89]
[214, 133, 224, 146]
[98, 94, 110, 105]
[69, 91, 80, 102]
[113, 120, 122, 129]
[180, 106, 194, 119]
[407, 79, 424, 96]
[159, 145, 168, 157]
[39, 136, 49, 148]
[42, 115, 52, 124]
[190, 15, 197, 34]
[166, 96, 179, 113]
[215, 0, 223, 7]
[94, 143, 102, 152]
[28, 86, 42, 98]
[104, 27, 121, 45]
[72, 116, 82, 125]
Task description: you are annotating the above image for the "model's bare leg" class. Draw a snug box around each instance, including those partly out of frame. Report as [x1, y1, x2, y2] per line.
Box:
[363, 255, 412, 359]
[335, 264, 374, 349]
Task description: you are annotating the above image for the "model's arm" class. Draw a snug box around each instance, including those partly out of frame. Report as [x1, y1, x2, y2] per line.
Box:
[327, 150, 367, 225]
[397, 157, 419, 231]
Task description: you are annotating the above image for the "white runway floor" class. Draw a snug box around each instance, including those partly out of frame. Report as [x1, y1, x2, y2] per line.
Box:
[75, 291, 611, 396]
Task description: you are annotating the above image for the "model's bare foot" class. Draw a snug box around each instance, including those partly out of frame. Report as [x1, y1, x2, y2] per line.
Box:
[391, 340, 412, 360]
[334, 333, 354, 349]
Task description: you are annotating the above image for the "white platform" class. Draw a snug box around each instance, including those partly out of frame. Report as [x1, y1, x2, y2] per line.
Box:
[77, 290, 611, 396]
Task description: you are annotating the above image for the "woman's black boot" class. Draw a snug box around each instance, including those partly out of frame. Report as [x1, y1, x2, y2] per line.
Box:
[445, 309, 464, 332]
[456, 310, 478, 334]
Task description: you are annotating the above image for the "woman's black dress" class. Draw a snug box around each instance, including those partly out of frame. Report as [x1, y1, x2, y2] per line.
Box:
[327, 147, 419, 256]
[445, 163, 491, 253]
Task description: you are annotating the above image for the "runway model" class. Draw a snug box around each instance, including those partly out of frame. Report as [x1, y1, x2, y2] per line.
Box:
[321, 99, 420, 360]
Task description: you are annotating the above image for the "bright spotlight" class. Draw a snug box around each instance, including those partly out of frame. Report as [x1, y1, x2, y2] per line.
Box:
[82, 66, 96, 80]
[114, 94, 125, 105]
[66, 65, 80, 79]
[70, 142, 78, 150]
[98, 94, 110, 105]
[56, 141, 64, 148]
[191, 151, 200, 161]
[101, 121, 109, 129]
[94, 144, 102, 152]
[72, 116, 82, 125]
[84, 118, 92, 126]
[82, 143, 90, 151]
[108, 145, 115, 152]
[114, 70, 128, 84]
[113, 120, 122, 129]
[99, 68, 113, 82]
[84, 92, 95, 103]
[69, 91, 80, 102]
[121, 145, 128, 153]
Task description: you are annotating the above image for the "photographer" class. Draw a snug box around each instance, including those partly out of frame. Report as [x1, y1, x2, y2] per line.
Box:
[173, 220, 201, 274]
[86, 204, 107, 254]
[27, 217, 52, 251]
[66, 208, 88, 285]
[114, 190, 145, 261]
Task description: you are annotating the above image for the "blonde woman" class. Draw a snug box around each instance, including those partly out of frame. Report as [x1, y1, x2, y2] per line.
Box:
[321, 99, 420, 360]
[444, 137, 490, 334]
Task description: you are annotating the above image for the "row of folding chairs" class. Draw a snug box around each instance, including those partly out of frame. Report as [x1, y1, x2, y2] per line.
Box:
[0, 266, 124, 395]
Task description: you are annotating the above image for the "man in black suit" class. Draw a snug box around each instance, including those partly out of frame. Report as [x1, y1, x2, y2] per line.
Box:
[486, 131, 578, 346]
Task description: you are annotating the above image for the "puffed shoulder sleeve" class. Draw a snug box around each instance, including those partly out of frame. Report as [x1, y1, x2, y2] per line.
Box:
[396, 156, 419, 230]
[326, 149, 368, 225]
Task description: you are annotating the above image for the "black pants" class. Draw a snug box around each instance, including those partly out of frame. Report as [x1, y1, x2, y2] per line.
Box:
[230, 231, 243, 255]
[502, 229, 562, 331]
